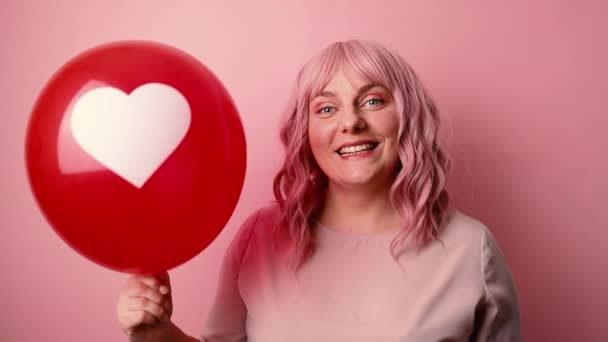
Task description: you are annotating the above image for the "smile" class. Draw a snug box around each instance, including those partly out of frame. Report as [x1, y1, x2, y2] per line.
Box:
[336, 143, 379, 156]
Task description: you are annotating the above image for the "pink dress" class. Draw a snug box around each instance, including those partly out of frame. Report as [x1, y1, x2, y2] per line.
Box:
[200, 205, 521, 341]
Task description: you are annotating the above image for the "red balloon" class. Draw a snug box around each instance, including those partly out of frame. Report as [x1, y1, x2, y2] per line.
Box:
[25, 41, 246, 275]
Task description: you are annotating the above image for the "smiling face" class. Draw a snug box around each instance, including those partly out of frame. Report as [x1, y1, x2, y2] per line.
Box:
[308, 68, 401, 191]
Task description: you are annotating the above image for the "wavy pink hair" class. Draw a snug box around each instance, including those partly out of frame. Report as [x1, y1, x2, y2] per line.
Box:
[273, 40, 451, 269]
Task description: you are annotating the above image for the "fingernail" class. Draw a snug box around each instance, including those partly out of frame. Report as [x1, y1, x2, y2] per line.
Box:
[159, 285, 169, 295]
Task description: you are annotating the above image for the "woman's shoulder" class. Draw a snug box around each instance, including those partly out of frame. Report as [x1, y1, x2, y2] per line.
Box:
[437, 209, 511, 270]
[256, 202, 281, 223]
[224, 203, 280, 263]
[233, 203, 281, 247]
[242, 203, 280, 233]
[437, 208, 493, 249]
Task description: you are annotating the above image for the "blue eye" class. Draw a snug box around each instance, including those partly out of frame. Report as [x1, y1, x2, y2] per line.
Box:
[365, 98, 384, 106]
[317, 106, 335, 114]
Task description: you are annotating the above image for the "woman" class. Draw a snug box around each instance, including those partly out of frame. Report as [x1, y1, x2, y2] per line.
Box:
[116, 40, 521, 341]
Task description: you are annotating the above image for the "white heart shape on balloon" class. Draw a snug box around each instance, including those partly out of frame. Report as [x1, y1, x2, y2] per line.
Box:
[71, 83, 191, 188]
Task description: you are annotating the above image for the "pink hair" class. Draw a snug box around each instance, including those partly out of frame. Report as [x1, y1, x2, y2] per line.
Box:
[273, 40, 451, 269]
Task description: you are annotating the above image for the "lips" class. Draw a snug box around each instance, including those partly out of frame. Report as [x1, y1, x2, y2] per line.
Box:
[336, 141, 379, 155]
[335, 140, 379, 152]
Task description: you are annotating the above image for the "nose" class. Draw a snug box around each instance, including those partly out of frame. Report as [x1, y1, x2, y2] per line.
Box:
[340, 108, 367, 133]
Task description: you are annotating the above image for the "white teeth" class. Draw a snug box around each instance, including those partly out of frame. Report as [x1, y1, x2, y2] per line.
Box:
[338, 143, 376, 155]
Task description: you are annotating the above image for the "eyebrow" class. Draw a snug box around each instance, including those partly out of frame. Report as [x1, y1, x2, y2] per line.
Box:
[314, 83, 386, 101]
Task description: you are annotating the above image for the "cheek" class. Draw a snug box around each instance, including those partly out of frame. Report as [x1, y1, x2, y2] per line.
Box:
[308, 121, 338, 173]
[308, 121, 332, 153]
[379, 111, 400, 141]
[307, 124, 323, 164]
[375, 112, 401, 157]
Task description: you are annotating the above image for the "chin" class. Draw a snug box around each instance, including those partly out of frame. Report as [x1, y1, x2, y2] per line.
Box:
[346, 169, 398, 187]
[335, 175, 386, 188]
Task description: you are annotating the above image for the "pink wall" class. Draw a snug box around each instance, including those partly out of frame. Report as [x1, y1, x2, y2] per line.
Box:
[2, 1, 606, 340]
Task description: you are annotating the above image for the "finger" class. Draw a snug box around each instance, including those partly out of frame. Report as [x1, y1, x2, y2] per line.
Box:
[122, 275, 172, 313]
[128, 275, 164, 291]
[160, 272, 171, 293]
[128, 275, 170, 296]
[118, 309, 159, 333]
[122, 281, 165, 307]
[157, 272, 171, 295]
[120, 297, 168, 322]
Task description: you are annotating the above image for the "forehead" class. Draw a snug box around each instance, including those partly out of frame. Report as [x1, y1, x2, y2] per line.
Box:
[323, 69, 367, 91]
[311, 67, 384, 100]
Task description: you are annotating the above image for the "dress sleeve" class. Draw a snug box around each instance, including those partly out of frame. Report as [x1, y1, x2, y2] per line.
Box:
[200, 210, 261, 342]
[472, 227, 522, 342]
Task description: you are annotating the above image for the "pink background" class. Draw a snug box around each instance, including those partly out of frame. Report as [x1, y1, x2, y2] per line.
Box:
[1, 0, 607, 341]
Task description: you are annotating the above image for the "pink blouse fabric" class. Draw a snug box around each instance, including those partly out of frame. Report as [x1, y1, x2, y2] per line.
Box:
[200, 205, 521, 342]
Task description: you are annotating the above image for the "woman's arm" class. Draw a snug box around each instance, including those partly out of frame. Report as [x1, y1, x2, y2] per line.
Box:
[199, 209, 261, 342]
[472, 227, 522, 341]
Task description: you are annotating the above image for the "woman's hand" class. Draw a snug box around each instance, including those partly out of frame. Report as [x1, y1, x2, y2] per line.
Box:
[116, 272, 173, 338]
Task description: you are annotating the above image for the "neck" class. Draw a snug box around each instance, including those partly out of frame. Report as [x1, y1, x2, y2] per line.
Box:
[317, 181, 402, 234]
